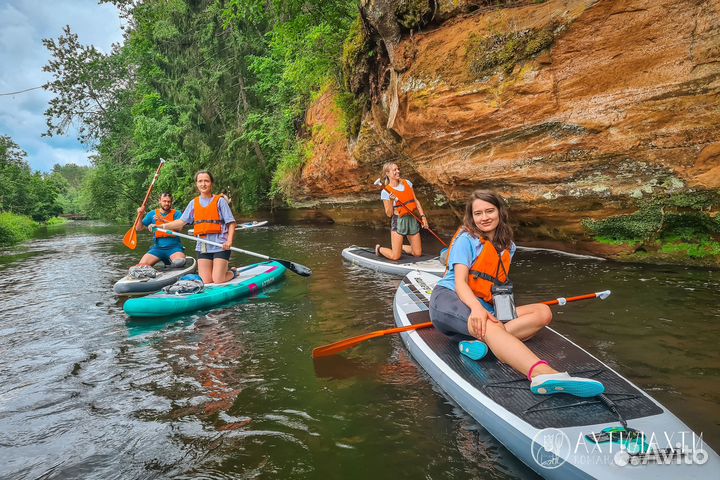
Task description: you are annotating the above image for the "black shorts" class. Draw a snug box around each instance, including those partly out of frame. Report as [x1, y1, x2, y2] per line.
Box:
[197, 250, 231, 261]
[429, 285, 496, 342]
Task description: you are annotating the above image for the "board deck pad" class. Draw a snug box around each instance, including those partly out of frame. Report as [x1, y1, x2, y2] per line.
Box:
[348, 247, 440, 265]
[114, 257, 197, 296]
[400, 278, 663, 430]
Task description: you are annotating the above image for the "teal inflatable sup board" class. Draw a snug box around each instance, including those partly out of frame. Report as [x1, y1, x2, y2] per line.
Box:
[124, 261, 285, 318]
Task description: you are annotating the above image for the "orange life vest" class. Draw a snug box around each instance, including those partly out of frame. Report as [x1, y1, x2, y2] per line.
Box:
[193, 195, 223, 237]
[153, 209, 177, 238]
[444, 228, 512, 303]
[385, 179, 417, 217]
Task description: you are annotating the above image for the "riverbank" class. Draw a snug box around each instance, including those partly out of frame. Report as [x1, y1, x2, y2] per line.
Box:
[0, 213, 68, 246]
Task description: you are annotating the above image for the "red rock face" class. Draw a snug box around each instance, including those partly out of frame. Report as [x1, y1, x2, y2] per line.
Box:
[293, 0, 720, 261]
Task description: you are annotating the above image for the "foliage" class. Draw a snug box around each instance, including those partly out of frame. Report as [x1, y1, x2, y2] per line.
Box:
[659, 240, 720, 259]
[341, 15, 371, 95]
[46, 217, 69, 226]
[0, 212, 37, 246]
[584, 193, 720, 242]
[270, 140, 312, 201]
[51, 163, 91, 214]
[44, 0, 358, 219]
[42, 26, 128, 144]
[0, 135, 64, 221]
[335, 90, 366, 138]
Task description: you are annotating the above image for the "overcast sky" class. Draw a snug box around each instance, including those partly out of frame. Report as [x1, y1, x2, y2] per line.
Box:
[0, 0, 123, 172]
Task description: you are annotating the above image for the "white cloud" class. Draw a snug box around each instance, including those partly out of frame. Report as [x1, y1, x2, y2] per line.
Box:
[0, 0, 123, 171]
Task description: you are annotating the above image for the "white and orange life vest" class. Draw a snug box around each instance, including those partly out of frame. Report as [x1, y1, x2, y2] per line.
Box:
[445, 228, 512, 303]
[153, 209, 177, 238]
[385, 179, 417, 217]
[192, 195, 223, 237]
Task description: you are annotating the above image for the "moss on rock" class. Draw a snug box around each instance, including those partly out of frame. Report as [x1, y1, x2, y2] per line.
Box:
[335, 91, 367, 138]
[342, 16, 371, 95]
[395, 0, 433, 31]
[466, 22, 559, 77]
[583, 192, 720, 263]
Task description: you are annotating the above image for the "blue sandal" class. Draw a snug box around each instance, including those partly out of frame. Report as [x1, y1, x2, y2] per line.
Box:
[530, 372, 605, 398]
[458, 340, 488, 361]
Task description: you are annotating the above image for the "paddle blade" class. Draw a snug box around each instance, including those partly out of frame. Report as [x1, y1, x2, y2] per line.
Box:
[272, 258, 312, 277]
[597, 290, 611, 300]
[122, 228, 138, 250]
[312, 331, 383, 358]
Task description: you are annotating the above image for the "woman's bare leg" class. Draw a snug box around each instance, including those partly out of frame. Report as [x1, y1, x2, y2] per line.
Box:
[212, 257, 233, 284]
[472, 320, 557, 378]
[379, 231, 406, 260]
[407, 232, 422, 257]
[198, 258, 213, 283]
[503, 303, 553, 341]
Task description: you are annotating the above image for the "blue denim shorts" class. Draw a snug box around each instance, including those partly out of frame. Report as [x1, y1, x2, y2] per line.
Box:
[147, 245, 185, 264]
[429, 285, 495, 342]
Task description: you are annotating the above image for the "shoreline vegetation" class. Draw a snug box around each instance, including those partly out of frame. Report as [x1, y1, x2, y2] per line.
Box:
[1, 134, 86, 247]
[0, 212, 37, 246]
[0, 213, 69, 246]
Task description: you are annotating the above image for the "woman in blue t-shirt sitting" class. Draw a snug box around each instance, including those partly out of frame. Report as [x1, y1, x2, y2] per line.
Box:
[429, 190, 605, 398]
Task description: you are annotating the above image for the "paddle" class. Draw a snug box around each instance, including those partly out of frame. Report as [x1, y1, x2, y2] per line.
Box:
[123, 159, 165, 249]
[374, 178, 449, 248]
[153, 227, 312, 277]
[311, 290, 612, 358]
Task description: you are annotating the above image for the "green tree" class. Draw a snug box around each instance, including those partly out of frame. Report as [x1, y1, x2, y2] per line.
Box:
[0, 135, 64, 221]
[44, 0, 359, 219]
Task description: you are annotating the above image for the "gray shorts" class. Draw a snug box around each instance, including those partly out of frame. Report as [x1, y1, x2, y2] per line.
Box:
[429, 285, 495, 342]
[391, 214, 420, 236]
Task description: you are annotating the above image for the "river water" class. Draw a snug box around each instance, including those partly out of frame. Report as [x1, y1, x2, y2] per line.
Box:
[0, 220, 718, 479]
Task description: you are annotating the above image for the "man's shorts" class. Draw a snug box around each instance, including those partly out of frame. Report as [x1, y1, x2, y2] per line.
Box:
[147, 245, 185, 264]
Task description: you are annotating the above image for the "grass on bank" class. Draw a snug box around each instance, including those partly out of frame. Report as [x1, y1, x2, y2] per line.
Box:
[0, 212, 38, 246]
[46, 217, 69, 226]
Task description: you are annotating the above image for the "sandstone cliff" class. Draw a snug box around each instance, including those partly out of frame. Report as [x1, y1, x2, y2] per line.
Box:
[291, 0, 720, 265]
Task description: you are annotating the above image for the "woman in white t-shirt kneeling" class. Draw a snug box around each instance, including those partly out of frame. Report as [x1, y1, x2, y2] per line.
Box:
[375, 162, 429, 261]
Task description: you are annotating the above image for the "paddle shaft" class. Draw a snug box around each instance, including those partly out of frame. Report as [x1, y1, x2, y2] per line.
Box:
[544, 292, 608, 306]
[311, 289, 611, 358]
[154, 227, 271, 261]
[379, 184, 448, 248]
[134, 160, 165, 225]
[123, 159, 165, 249]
